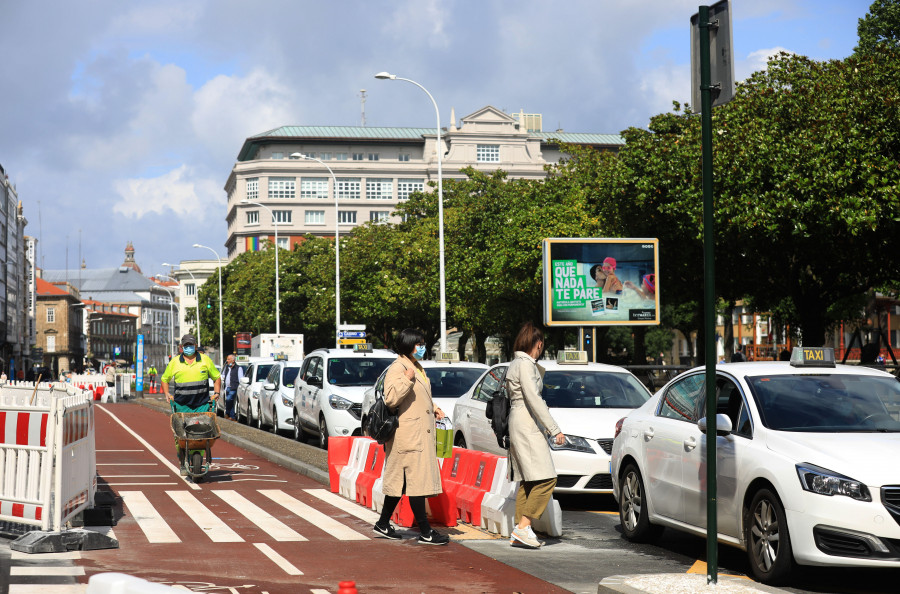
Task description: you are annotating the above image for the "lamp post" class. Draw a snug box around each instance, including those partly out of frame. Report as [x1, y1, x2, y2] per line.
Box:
[290, 153, 340, 349]
[193, 244, 224, 367]
[240, 200, 280, 335]
[162, 263, 200, 349]
[374, 72, 447, 353]
[154, 276, 177, 360]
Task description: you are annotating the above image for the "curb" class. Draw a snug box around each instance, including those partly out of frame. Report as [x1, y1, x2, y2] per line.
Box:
[598, 573, 789, 593]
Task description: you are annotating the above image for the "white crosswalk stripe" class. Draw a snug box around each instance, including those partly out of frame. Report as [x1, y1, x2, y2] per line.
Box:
[213, 490, 307, 542]
[166, 490, 244, 542]
[260, 489, 369, 541]
[120, 490, 180, 543]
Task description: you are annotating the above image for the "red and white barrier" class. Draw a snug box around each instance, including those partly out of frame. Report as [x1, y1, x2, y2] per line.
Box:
[480, 457, 518, 537]
[339, 438, 375, 501]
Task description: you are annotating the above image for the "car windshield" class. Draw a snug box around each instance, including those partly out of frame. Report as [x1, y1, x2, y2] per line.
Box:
[283, 367, 301, 388]
[747, 374, 900, 432]
[256, 364, 275, 382]
[426, 368, 486, 398]
[328, 358, 394, 387]
[542, 370, 651, 408]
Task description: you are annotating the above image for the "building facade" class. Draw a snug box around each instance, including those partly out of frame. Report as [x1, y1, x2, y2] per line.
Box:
[35, 278, 84, 376]
[0, 163, 29, 376]
[84, 299, 137, 367]
[224, 107, 623, 259]
[167, 259, 217, 352]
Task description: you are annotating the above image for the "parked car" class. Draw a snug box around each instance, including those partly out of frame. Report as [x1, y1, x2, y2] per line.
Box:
[258, 360, 303, 435]
[452, 352, 652, 494]
[360, 359, 488, 434]
[610, 347, 900, 585]
[293, 348, 395, 448]
[236, 358, 276, 426]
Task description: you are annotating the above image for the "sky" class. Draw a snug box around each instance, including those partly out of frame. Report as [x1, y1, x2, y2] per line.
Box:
[0, 0, 871, 280]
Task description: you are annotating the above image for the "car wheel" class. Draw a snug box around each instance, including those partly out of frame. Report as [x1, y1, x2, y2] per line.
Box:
[293, 411, 303, 441]
[619, 463, 663, 543]
[256, 404, 266, 430]
[745, 488, 794, 585]
[454, 432, 467, 449]
[270, 407, 279, 434]
[318, 416, 329, 450]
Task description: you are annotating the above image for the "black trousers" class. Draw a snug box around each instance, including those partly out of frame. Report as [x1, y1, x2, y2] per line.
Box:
[377, 476, 432, 534]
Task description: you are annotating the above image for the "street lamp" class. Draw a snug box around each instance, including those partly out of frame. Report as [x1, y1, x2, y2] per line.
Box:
[240, 200, 280, 335]
[154, 276, 177, 360]
[193, 244, 224, 367]
[162, 263, 200, 350]
[290, 153, 340, 349]
[374, 72, 447, 353]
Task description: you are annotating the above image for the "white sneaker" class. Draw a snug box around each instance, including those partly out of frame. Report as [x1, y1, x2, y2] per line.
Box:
[527, 526, 545, 547]
[511, 527, 540, 548]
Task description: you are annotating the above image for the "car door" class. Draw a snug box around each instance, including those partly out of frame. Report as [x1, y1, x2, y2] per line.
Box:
[239, 364, 255, 413]
[644, 372, 705, 523]
[299, 356, 323, 428]
[296, 357, 315, 427]
[469, 365, 508, 455]
[681, 374, 748, 537]
[261, 364, 281, 424]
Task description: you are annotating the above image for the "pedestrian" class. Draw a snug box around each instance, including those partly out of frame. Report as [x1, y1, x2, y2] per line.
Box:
[147, 365, 158, 390]
[221, 354, 244, 420]
[506, 321, 566, 549]
[372, 327, 449, 545]
[731, 346, 745, 362]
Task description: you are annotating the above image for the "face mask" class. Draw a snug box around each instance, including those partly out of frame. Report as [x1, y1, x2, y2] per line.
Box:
[414, 345, 426, 360]
[183, 346, 196, 356]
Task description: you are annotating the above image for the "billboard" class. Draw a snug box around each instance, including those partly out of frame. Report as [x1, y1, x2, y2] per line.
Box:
[542, 238, 660, 326]
[234, 332, 252, 356]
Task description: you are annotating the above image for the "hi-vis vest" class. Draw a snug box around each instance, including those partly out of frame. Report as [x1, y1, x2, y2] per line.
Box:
[162, 353, 220, 409]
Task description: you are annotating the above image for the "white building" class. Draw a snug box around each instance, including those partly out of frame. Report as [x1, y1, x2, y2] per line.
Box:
[167, 259, 218, 352]
[224, 107, 623, 260]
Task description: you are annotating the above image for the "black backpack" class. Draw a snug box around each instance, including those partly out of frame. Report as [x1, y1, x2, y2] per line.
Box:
[484, 370, 510, 449]
[365, 393, 399, 445]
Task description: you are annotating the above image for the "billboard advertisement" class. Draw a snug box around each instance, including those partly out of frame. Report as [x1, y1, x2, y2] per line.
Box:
[542, 238, 659, 326]
[234, 332, 252, 356]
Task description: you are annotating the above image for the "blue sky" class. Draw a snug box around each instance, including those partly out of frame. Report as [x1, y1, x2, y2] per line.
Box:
[0, 0, 873, 278]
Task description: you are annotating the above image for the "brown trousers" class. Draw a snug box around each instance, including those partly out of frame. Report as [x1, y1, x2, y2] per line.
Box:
[515, 477, 557, 523]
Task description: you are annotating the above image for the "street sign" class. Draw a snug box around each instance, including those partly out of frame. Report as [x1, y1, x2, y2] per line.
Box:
[690, 0, 734, 112]
[338, 324, 366, 331]
[339, 338, 366, 345]
[338, 331, 366, 338]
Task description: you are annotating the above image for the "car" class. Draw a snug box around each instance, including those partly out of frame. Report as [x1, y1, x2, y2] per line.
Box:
[610, 347, 900, 585]
[258, 359, 303, 436]
[215, 362, 248, 417]
[451, 351, 652, 494]
[236, 358, 276, 427]
[293, 347, 395, 448]
[360, 359, 488, 434]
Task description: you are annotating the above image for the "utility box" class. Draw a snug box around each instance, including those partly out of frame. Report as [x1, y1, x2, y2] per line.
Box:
[250, 334, 305, 361]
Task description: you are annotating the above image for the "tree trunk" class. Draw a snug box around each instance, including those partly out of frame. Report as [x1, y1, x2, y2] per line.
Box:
[456, 329, 470, 362]
[632, 326, 647, 365]
[474, 328, 488, 364]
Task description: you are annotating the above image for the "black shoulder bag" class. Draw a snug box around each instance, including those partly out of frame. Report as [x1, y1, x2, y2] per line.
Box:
[366, 392, 399, 445]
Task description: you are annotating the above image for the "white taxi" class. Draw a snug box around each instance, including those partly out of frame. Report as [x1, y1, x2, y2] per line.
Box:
[611, 347, 900, 585]
[452, 351, 652, 494]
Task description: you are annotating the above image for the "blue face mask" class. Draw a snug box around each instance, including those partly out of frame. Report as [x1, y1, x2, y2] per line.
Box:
[183, 345, 196, 356]
[414, 345, 426, 360]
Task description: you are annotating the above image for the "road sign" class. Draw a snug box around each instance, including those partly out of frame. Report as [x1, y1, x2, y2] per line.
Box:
[338, 324, 366, 331]
[339, 338, 366, 345]
[339, 331, 366, 338]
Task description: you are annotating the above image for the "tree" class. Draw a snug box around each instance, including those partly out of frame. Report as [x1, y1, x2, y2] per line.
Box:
[856, 0, 900, 55]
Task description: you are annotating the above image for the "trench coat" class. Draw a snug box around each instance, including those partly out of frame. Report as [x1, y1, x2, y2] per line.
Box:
[381, 356, 442, 498]
[506, 351, 561, 482]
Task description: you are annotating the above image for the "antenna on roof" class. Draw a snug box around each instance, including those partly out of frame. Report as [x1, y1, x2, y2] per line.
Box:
[359, 89, 367, 127]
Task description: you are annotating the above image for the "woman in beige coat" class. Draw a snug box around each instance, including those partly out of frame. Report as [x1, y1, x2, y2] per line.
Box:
[506, 322, 565, 549]
[372, 328, 449, 545]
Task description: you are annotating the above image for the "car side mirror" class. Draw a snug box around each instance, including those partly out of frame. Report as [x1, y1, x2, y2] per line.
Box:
[239, 377, 250, 385]
[698, 413, 733, 436]
[308, 376, 322, 388]
[264, 382, 277, 391]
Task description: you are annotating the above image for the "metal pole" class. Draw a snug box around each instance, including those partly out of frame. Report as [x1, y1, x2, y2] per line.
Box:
[194, 244, 224, 367]
[699, 4, 719, 585]
[241, 201, 280, 335]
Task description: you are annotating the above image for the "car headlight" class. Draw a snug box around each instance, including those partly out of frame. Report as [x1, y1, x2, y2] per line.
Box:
[796, 463, 872, 502]
[329, 394, 353, 410]
[549, 434, 595, 454]
[281, 395, 293, 407]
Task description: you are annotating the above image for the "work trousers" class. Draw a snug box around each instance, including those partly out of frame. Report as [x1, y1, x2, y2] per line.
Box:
[515, 477, 557, 523]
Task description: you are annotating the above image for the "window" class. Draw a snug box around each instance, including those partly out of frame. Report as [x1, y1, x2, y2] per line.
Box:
[268, 177, 296, 199]
[366, 178, 393, 200]
[300, 178, 329, 200]
[477, 144, 500, 162]
[273, 210, 292, 224]
[398, 154, 410, 162]
[320, 152, 332, 160]
[368, 153, 379, 161]
[658, 374, 704, 422]
[338, 211, 357, 224]
[336, 153, 348, 161]
[185, 283, 195, 296]
[352, 153, 364, 161]
[46, 307, 55, 323]
[47, 335, 56, 353]
[276, 237, 289, 250]
[370, 211, 391, 223]
[271, 152, 283, 159]
[246, 210, 259, 225]
[337, 178, 361, 199]
[397, 179, 424, 200]
[305, 210, 325, 224]
[475, 368, 507, 402]
[246, 178, 259, 200]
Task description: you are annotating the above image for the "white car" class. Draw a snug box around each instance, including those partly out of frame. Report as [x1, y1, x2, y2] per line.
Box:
[610, 347, 900, 585]
[237, 359, 276, 427]
[360, 360, 488, 434]
[452, 352, 652, 494]
[292, 348, 395, 448]
[258, 359, 303, 436]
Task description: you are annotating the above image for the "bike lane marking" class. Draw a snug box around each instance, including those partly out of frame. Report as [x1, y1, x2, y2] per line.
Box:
[259, 490, 369, 541]
[166, 491, 245, 542]
[302, 489, 380, 523]
[252, 543, 303, 576]
[119, 491, 180, 543]
[212, 490, 307, 541]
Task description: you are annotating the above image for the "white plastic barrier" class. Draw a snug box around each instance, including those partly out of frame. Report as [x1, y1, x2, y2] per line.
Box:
[0, 382, 96, 531]
[480, 457, 519, 537]
[531, 497, 563, 537]
[371, 476, 385, 513]
[339, 438, 374, 501]
[88, 572, 180, 593]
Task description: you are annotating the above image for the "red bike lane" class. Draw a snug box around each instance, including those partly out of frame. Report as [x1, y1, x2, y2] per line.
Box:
[77, 402, 567, 593]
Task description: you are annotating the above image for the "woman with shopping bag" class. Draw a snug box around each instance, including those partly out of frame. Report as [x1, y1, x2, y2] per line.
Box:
[372, 328, 450, 545]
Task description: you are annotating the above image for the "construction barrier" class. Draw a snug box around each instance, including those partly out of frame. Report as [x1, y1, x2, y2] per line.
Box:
[0, 382, 96, 531]
[87, 572, 180, 593]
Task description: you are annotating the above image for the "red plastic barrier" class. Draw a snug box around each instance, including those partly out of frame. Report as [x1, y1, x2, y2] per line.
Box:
[355, 444, 385, 508]
[94, 385, 105, 401]
[455, 451, 499, 526]
[327, 436, 356, 493]
[426, 448, 480, 527]
[391, 495, 417, 528]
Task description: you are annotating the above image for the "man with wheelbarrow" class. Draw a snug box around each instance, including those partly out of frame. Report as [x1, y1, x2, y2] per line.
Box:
[162, 334, 221, 475]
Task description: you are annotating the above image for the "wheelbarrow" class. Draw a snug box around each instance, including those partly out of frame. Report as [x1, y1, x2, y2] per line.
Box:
[170, 402, 220, 482]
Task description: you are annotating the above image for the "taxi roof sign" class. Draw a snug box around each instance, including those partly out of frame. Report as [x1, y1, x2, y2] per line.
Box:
[438, 352, 460, 362]
[353, 343, 373, 353]
[790, 347, 835, 368]
[557, 350, 588, 365]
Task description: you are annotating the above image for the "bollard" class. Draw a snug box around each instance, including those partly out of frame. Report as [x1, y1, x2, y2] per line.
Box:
[338, 581, 358, 594]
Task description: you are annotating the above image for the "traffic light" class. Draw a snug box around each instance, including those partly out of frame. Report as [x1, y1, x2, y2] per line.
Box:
[206, 300, 212, 310]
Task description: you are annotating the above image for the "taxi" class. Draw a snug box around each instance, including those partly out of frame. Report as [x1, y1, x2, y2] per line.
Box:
[610, 347, 900, 585]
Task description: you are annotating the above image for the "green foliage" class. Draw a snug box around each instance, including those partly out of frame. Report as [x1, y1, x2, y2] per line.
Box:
[856, 0, 900, 55]
[644, 327, 675, 359]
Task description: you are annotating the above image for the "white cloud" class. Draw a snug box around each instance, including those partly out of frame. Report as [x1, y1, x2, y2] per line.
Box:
[640, 63, 693, 115]
[382, 0, 450, 49]
[739, 46, 794, 80]
[113, 165, 221, 218]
